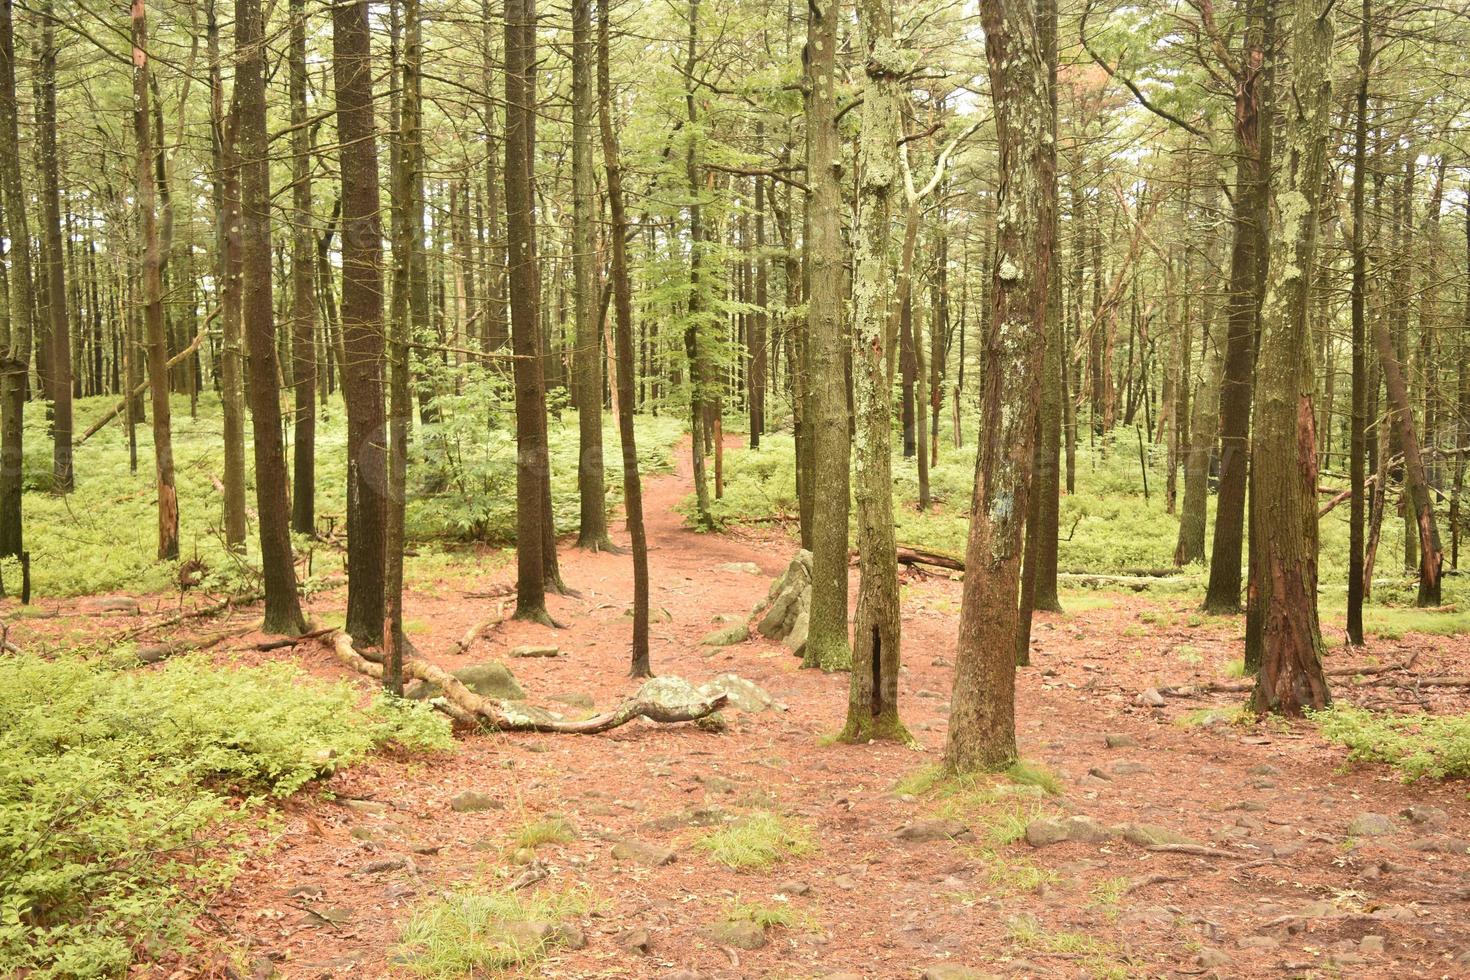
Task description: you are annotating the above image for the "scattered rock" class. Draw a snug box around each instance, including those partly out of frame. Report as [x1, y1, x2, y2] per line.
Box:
[1104, 733, 1138, 748]
[1112, 761, 1150, 776]
[1196, 949, 1231, 970]
[408, 662, 524, 701]
[1238, 936, 1279, 950]
[1135, 688, 1166, 707]
[617, 927, 652, 953]
[1025, 815, 1117, 848]
[895, 819, 972, 843]
[700, 623, 750, 647]
[554, 922, 587, 949]
[1400, 805, 1449, 827]
[1406, 836, 1470, 855]
[611, 839, 676, 867]
[449, 791, 501, 813]
[776, 879, 811, 896]
[355, 856, 410, 875]
[1086, 767, 1112, 781]
[698, 673, 773, 712]
[341, 799, 387, 816]
[932, 656, 952, 668]
[1360, 935, 1385, 954]
[702, 920, 766, 950]
[716, 562, 762, 575]
[1347, 813, 1397, 837]
[919, 965, 1000, 980]
[643, 806, 729, 832]
[510, 645, 560, 658]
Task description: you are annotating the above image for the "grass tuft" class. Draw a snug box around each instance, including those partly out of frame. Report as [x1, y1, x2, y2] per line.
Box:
[397, 885, 596, 976]
[694, 812, 816, 870]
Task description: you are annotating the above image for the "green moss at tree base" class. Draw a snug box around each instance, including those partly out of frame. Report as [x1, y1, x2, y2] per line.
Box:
[837, 709, 913, 745]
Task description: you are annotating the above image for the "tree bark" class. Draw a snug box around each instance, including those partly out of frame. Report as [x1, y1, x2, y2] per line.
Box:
[840, 0, 907, 743]
[332, 0, 388, 645]
[802, 0, 851, 672]
[289, 0, 317, 536]
[0, 0, 31, 566]
[944, 0, 1052, 773]
[37, 0, 71, 494]
[597, 0, 651, 676]
[1346, 0, 1371, 643]
[1249, 0, 1333, 716]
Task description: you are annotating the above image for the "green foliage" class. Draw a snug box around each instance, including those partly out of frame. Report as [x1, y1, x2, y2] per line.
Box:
[21, 394, 680, 597]
[724, 900, 800, 929]
[397, 885, 597, 977]
[1005, 759, 1064, 796]
[511, 815, 577, 850]
[984, 854, 1058, 893]
[1315, 705, 1470, 781]
[0, 652, 451, 976]
[693, 812, 816, 869]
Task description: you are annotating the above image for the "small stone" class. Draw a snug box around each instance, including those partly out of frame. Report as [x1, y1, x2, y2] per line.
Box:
[1360, 935, 1385, 954]
[920, 966, 1000, 980]
[1347, 813, 1397, 837]
[776, 879, 811, 895]
[703, 919, 767, 950]
[1196, 949, 1231, 969]
[1087, 767, 1112, 781]
[1248, 764, 1280, 775]
[1104, 733, 1138, 748]
[611, 839, 675, 866]
[617, 927, 652, 953]
[510, 644, 560, 658]
[1112, 761, 1150, 776]
[1025, 817, 1071, 848]
[341, 799, 387, 816]
[554, 922, 587, 950]
[896, 819, 972, 843]
[833, 873, 858, 889]
[1400, 804, 1448, 827]
[1407, 836, 1470, 855]
[1061, 815, 1118, 844]
[700, 623, 750, 647]
[1136, 688, 1166, 707]
[356, 856, 409, 875]
[499, 920, 555, 947]
[932, 656, 953, 668]
[1239, 936, 1279, 949]
[449, 791, 501, 813]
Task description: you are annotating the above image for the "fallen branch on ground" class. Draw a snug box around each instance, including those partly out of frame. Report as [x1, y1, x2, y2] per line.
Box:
[331, 631, 727, 734]
[135, 625, 255, 664]
[248, 625, 338, 652]
[452, 602, 507, 654]
[115, 592, 266, 643]
[1145, 843, 1239, 858]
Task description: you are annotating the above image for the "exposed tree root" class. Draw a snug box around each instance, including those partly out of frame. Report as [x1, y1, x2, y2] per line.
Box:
[451, 601, 507, 654]
[332, 631, 726, 733]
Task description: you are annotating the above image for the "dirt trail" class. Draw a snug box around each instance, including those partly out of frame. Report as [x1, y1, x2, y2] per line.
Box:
[18, 437, 1470, 978]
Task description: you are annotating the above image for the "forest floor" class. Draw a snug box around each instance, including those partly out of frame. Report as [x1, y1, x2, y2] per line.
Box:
[15, 436, 1470, 980]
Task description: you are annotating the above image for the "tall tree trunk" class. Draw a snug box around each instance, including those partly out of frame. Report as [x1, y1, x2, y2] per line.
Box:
[332, 0, 388, 646]
[840, 0, 907, 743]
[1204, 0, 1272, 613]
[238, 0, 306, 634]
[1249, 0, 1333, 716]
[1175, 179, 1224, 566]
[1016, 0, 1063, 665]
[0, 0, 31, 566]
[683, 0, 713, 529]
[572, 0, 611, 551]
[1346, 0, 1371, 644]
[506, 0, 558, 622]
[944, 0, 1052, 774]
[133, 0, 179, 560]
[289, 0, 317, 535]
[749, 131, 768, 449]
[38, 0, 71, 493]
[597, 0, 650, 676]
[802, 0, 851, 672]
[210, 0, 246, 553]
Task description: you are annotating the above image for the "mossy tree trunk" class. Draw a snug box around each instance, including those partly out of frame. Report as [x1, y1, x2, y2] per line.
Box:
[0, 0, 31, 567]
[840, 0, 907, 744]
[801, 0, 851, 672]
[288, 0, 316, 536]
[1249, 0, 1334, 716]
[944, 0, 1053, 774]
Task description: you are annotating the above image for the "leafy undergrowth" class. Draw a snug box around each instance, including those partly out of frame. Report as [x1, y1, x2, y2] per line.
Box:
[0, 652, 451, 977]
[1314, 705, 1470, 781]
[14, 391, 680, 598]
[693, 811, 816, 869]
[397, 885, 598, 977]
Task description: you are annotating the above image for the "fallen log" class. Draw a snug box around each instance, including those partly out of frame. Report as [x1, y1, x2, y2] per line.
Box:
[893, 545, 965, 572]
[331, 631, 727, 734]
[135, 625, 255, 664]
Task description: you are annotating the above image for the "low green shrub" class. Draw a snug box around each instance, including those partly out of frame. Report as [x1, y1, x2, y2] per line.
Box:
[1315, 705, 1470, 781]
[0, 652, 451, 976]
[397, 885, 597, 976]
[693, 811, 816, 869]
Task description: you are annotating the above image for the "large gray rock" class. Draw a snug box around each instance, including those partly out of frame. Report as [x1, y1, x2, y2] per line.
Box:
[1121, 823, 1195, 847]
[1025, 815, 1117, 848]
[449, 790, 501, 813]
[406, 661, 523, 701]
[697, 673, 772, 712]
[756, 551, 813, 656]
[611, 839, 676, 867]
[1347, 812, 1397, 837]
[703, 920, 766, 950]
[896, 820, 972, 843]
[701, 623, 750, 647]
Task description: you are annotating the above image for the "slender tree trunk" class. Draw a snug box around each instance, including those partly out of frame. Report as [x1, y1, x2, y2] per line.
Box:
[38, 0, 70, 493]
[683, 0, 713, 529]
[0, 0, 31, 567]
[597, 0, 650, 676]
[1249, 0, 1333, 716]
[1175, 180, 1223, 566]
[1204, 0, 1271, 613]
[840, 0, 907, 743]
[132, 0, 179, 560]
[802, 0, 851, 672]
[237, 0, 305, 634]
[750, 133, 768, 449]
[572, 0, 611, 550]
[506, 0, 557, 622]
[944, 0, 1052, 773]
[1346, 0, 1371, 644]
[289, 0, 317, 535]
[332, 0, 388, 646]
